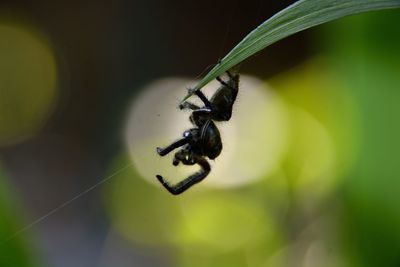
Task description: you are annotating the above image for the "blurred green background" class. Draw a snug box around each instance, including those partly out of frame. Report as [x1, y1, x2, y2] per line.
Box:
[0, 0, 399, 266]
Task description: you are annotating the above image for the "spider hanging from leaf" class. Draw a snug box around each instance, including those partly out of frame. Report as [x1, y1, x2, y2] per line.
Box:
[156, 70, 239, 195]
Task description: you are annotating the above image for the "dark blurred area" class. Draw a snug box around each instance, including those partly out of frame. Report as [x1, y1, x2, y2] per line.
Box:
[0, 0, 399, 267]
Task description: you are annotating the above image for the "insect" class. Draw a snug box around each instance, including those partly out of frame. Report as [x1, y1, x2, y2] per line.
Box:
[156, 70, 239, 195]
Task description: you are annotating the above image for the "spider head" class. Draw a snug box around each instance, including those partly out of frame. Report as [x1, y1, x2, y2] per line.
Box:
[173, 145, 196, 166]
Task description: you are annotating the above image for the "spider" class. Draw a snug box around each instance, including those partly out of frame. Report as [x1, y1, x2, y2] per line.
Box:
[156, 71, 239, 195]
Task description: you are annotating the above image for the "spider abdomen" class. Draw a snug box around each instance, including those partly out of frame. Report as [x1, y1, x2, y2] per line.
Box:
[200, 120, 222, 159]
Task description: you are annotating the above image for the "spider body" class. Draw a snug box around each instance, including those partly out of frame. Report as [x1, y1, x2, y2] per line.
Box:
[156, 71, 239, 195]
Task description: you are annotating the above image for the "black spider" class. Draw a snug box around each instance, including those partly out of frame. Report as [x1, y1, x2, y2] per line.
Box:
[156, 71, 239, 195]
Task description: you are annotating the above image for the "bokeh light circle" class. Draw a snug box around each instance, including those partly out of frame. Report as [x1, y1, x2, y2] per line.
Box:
[286, 106, 336, 198]
[0, 23, 58, 146]
[125, 75, 290, 188]
[177, 193, 277, 252]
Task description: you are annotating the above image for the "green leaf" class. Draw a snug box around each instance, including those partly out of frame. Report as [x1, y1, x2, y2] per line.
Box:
[182, 0, 400, 101]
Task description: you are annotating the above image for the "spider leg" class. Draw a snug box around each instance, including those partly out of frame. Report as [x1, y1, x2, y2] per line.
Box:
[216, 75, 235, 90]
[194, 90, 213, 109]
[156, 137, 188, 156]
[156, 157, 210, 195]
[179, 101, 200, 110]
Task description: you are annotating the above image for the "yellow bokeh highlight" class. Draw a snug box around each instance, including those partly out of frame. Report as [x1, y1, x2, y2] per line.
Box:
[177, 193, 277, 253]
[270, 58, 359, 177]
[0, 23, 58, 146]
[270, 58, 360, 200]
[285, 106, 336, 199]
